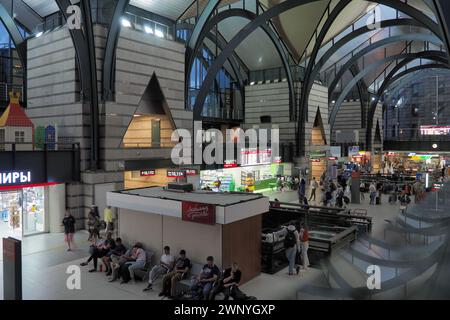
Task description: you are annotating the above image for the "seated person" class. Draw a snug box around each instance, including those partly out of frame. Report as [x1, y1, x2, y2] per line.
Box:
[190, 256, 220, 300]
[102, 237, 127, 276]
[159, 250, 191, 298]
[210, 262, 249, 300]
[109, 246, 136, 282]
[122, 243, 146, 284]
[80, 232, 116, 272]
[144, 246, 175, 291]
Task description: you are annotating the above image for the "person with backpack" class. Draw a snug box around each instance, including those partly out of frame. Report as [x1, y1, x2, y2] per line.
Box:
[299, 223, 310, 271]
[284, 225, 300, 275]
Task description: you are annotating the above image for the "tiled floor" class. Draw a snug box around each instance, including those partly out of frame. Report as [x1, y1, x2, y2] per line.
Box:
[0, 189, 410, 300]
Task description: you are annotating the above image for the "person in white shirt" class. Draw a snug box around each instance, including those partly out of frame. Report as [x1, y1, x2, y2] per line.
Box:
[369, 183, 377, 205]
[309, 177, 319, 202]
[144, 246, 175, 291]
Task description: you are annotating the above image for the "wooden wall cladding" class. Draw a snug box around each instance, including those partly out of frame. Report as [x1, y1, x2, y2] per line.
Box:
[222, 214, 262, 284]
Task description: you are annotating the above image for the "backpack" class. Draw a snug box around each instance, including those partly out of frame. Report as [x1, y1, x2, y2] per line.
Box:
[284, 231, 297, 249]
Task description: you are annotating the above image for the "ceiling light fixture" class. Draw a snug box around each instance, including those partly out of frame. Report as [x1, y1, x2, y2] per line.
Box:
[121, 18, 132, 28]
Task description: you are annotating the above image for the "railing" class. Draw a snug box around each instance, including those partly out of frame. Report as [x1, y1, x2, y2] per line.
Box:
[249, 65, 305, 84]
[122, 138, 177, 149]
[0, 142, 80, 152]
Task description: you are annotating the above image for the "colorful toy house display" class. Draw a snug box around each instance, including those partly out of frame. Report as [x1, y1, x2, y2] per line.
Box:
[0, 92, 34, 151]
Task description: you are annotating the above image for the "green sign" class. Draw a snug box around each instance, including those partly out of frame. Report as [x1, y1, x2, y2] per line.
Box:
[308, 151, 327, 158]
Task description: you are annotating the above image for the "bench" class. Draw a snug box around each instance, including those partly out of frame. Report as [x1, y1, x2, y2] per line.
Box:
[175, 262, 203, 296]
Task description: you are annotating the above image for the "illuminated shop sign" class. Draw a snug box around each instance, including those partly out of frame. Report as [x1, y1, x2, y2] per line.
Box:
[328, 157, 338, 161]
[224, 160, 238, 168]
[420, 125, 450, 136]
[167, 170, 186, 178]
[311, 159, 321, 163]
[185, 169, 198, 176]
[140, 170, 156, 177]
[0, 171, 31, 186]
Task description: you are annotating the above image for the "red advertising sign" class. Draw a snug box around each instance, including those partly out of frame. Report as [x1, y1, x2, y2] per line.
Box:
[140, 170, 156, 177]
[182, 201, 216, 225]
[224, 160, 238, 168]
[185, 169, 198, 176]
[3, 238, 16, 261]
[167, 170, 186, 178]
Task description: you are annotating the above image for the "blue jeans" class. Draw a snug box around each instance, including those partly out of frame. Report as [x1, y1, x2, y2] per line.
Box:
[285, 247, 297, 274]
[190, 279, 213, 300]
[126, 260, 145, 280]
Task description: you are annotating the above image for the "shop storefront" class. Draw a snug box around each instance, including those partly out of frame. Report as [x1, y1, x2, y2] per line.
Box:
[384, 152, 446, 174]
[0, 179, 66, 239]
[1, 186, 46, 237]
[200, 163, 289, 192]
[308, 151, 328, 181]
[200, 147, 291, 192]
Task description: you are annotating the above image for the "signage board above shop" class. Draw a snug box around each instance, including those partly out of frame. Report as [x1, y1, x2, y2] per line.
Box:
[308, 151, 327, 158]
[0, 171, 32, 187]
[140, 170, 156, 177]
[182, 201, 216, 225]
[167, 170, 186, 178]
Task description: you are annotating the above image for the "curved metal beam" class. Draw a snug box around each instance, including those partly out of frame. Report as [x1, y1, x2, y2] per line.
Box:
[327, 33, 441, 101]
[185, 0, 221, 109]
[299, 0, 442, 155]
[388, 64, 449, 90]
[192, 0, 443, 142]
[189, 7, 296, 120]
[330, 51, 447, 129]
[0, 3, 26, 66]
[315, 19, 424, 89]
[365, 53, 448, 149]
[56, 0, 100, 170]
[178, 22, 246, 96]
[102, 0, 130, 101]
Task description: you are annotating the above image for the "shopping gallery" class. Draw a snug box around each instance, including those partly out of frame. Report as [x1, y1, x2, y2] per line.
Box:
[1, 0, 450, 301]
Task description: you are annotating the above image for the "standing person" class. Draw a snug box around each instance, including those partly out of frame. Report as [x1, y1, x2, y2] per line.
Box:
[369, 182, 377, 205]
[62, 209, 76, 251]
[298, 178, 306, 204]
[360, 182, 366, 201]
[143, 246, 175, 291]
[309, 177, 318, 202]
[284, 225, 300, 275]
[299, 223, 310, 271]
[87, 210, 99, 243]
[103, 206, 114, 234]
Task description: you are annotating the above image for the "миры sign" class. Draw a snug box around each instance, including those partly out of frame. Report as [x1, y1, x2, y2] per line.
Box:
[0, 171, 32, 186]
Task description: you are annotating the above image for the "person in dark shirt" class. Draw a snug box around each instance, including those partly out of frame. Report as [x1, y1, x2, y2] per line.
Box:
[62, 210, 76, 251]
[209, 262, 243, 300]
[80, 232, 116, 272]
[190, 256, 220, 300]
[159, 250, 191, 298]
[102, 238, 127, 276]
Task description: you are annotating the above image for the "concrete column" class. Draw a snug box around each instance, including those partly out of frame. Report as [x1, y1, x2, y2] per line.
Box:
[48, 184, 66, 233]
